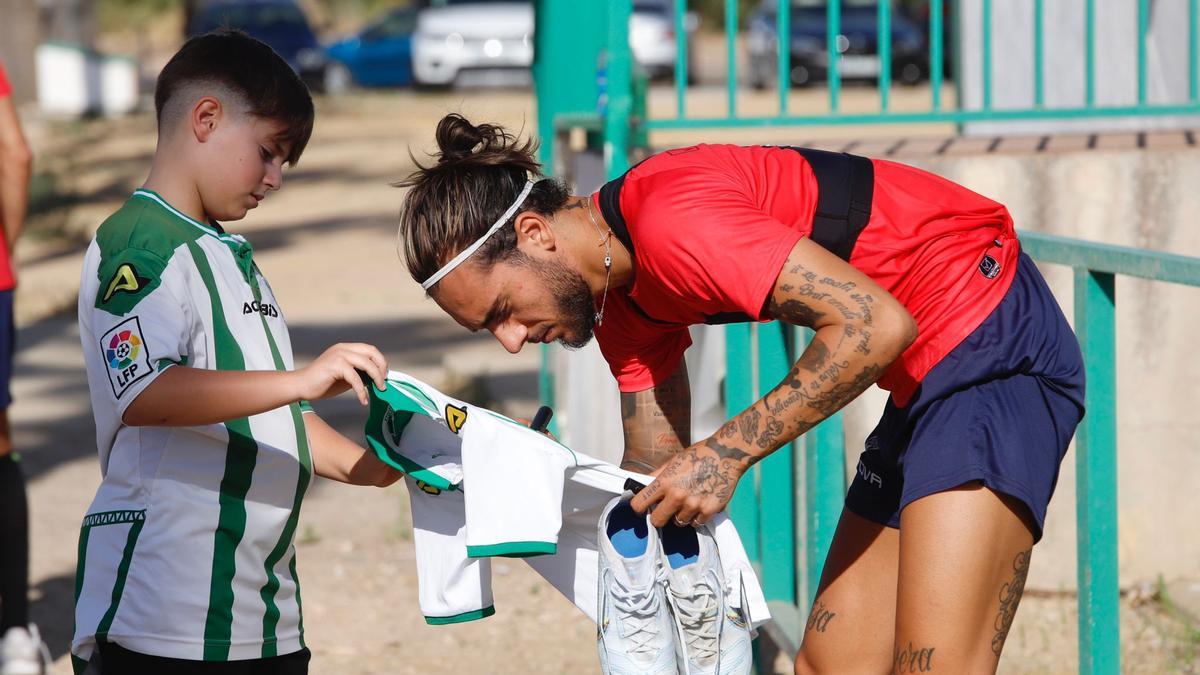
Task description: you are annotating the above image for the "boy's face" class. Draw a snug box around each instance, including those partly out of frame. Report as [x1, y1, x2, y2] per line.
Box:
[195, 106, 291, 222]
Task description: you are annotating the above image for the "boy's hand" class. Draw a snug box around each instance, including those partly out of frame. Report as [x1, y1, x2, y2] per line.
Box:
[293, 343, 387, 405]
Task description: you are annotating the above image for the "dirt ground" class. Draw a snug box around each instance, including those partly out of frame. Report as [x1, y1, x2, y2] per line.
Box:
[12, 84, 1198, 674]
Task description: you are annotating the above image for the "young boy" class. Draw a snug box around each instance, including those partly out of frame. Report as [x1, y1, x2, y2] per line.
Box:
[71, 31, 399, 674]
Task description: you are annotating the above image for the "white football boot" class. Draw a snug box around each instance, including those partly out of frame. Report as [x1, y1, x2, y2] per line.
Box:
[659, 521, 753, 675]
[596, 497, 678, 675]
[0, 625, 49, 675]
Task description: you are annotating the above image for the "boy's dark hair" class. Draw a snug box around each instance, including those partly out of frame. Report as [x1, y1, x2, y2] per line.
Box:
[155, 30, 314, 166]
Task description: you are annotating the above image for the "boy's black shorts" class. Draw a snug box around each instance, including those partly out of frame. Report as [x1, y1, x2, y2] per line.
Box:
[90, 641, 310, 675]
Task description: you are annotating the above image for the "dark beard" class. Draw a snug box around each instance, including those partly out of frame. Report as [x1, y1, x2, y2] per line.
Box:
[536, 258, 596, 349]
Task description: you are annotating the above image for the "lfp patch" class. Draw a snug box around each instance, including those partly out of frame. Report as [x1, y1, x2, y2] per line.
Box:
[101, 316, 152, 398]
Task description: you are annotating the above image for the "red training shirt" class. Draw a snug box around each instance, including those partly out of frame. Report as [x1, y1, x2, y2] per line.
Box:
[0, 61, 15, 290]
[591, 144, 1018, 407]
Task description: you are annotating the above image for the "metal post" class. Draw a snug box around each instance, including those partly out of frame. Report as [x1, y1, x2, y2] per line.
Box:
[758, 322, 796, 605]
[675, 0, 687, 117]
[725, 323, 761, 563]
[1034, 0, 1044, 108]
[1073, 268, 1120, 675]
[726, 0, 738, 117]
[778, 0, 791, 113]
[798, 326, 845, 606]
[1137, 0, 1149, 105]
[827, 0, 841, 112]
[982, 0, 992, 110]
[605, 0, 634, 178]
[930, 0, 944, 111]
[1086, 0, 1096, 107]
[878, 0, 891, 112]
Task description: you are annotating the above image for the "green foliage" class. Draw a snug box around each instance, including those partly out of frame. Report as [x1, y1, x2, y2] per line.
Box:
[97, 0, 185, 32]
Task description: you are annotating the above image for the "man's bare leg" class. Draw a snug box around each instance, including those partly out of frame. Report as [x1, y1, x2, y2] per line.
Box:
[892, 483, 1036, 673]
[795, 509, 900, 675]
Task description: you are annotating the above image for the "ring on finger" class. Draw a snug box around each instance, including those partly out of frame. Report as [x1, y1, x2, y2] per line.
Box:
[673, 515, 688, 527]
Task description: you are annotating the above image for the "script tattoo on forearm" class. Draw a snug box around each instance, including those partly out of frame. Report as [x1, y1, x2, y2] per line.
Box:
[620, 364, 690, 472]
[991, 548, 1031, 656]
[717, 258, 891, 458]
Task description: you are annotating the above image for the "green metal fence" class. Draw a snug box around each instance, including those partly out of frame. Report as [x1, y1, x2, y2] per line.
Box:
[533, 1, 1200, 672]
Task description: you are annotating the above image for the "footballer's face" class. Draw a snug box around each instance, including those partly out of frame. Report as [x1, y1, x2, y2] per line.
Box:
[431, 253, 597, 354]
[197, 112, 290, 222]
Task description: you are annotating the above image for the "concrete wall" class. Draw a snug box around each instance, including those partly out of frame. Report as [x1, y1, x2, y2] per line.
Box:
[553, 144, 1200, 591]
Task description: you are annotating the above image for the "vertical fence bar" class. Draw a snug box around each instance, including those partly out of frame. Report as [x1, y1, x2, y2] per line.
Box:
[1191, 0, 1198, 102]
[1034, 0, 1045, 108]
[604, 0, 633, 178]
[1137, 0, 1149, 105]
[982, 0, 992, 110]
[778, 0, 790, 114]
[930, 0, 944, 111]
[1085, 0, 1095, 107]
[877, 0, 891, 112]
[758, 322, 797, 605]
[726, 0, 737, 117]
[827, 0, 841, 112]
[675, 0, 687, 117]
[807, 414, 844, 605]
[1073, 269, 1120, 675]
[798, 330, 846, 607]
[725, 323, 760, 564]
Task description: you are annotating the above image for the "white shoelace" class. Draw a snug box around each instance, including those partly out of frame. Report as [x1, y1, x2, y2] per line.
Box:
[668, 577, 722, 663]
[610, 573, 667, 657]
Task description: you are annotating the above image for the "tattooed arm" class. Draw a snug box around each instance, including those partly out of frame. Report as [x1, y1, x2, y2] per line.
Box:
[619, 360, 691, 473]
[630, 237, 917, 527]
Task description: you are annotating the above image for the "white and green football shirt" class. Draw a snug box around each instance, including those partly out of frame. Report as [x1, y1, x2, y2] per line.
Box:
[72, 189, 312, 667]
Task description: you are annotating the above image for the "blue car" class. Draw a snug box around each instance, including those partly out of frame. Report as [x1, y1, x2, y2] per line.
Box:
[190, 0, 332, 92]
[324, 7, 417, 90]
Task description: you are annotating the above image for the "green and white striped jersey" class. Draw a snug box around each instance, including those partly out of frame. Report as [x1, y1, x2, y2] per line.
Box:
[72, 190, 312, 666]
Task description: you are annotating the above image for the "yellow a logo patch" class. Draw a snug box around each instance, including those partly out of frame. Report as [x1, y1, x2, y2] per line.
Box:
[445, 404, 468, 435]
[103, 264, 145, 303]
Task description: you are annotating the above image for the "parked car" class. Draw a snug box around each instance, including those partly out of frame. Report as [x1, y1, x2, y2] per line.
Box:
[411, 0, 533, 88]
[629, 0, 699, 81]
[324, 7, 417, 90]
[410, 0, 697, 88]
[746, 0, 928, 89]
[189, 0, 332, 92]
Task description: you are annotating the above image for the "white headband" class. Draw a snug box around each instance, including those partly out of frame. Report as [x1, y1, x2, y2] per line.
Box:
[421, 180, 535, 291]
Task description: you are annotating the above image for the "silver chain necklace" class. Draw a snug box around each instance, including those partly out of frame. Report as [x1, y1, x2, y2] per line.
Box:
[585, 198, 613, 326]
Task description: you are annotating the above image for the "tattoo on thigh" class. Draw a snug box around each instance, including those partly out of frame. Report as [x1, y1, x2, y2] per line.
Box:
[893, 642, 935, 673]
[804, 601, 836, 633]
[991, 548, 1032, 656]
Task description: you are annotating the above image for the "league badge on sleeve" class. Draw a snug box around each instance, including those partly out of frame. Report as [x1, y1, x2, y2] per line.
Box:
[101, 316, 153, 398]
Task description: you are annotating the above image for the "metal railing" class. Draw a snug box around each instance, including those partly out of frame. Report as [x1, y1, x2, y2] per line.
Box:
[609, 0, 1200, 134]
[535, 1, 1200, 672]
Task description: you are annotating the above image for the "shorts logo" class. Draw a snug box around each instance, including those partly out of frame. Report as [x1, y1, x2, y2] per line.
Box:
[979, 255, 1001, 279]
[445, 404, 468, 435]
[100, 316, 152, 398]
[856, 459, 884, 488]
[102, 263, 149, 303]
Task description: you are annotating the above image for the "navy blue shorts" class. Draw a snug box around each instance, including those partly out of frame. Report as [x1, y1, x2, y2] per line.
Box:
[845, 252, 1085, 542]
[0, 290, 13, 410]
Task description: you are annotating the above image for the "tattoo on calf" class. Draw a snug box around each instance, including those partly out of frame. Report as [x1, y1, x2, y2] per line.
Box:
[991, 548, 1032, 656]
[805, 601, 836, 633]
[893, 642, 936, 673]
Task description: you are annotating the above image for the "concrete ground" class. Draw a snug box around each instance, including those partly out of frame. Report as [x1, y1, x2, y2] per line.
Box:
[12, 84, 1198, 674]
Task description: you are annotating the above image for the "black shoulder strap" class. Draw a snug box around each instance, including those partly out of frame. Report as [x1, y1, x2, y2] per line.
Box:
[791, 147, 874, 261]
